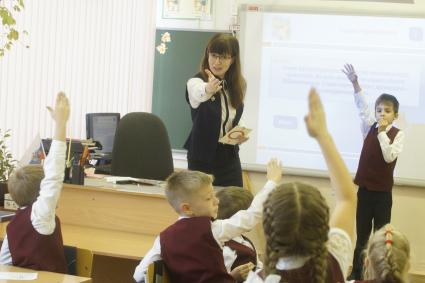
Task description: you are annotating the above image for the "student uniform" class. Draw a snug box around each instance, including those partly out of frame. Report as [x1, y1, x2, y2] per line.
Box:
[185, 72, 244, 187]
[0, 141, 67, 273]
[351, 91, 404, 279]
[133, 181, 276, 283]
[244, 228, 352, 283]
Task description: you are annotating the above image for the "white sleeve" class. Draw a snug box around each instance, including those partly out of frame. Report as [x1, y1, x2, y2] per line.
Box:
[378, 130, 404, 163]
[31, 140, 66, 235]
[211, 181, 276, 246]
[187, 78, 213, 109]
[223, 246, 237, 272]
[327, 227, 353, 279]
[244, 271, 281, 283]
[0, 235, 12, 265]
[133, 236, 162, 283]
[353, 91, 376, 139]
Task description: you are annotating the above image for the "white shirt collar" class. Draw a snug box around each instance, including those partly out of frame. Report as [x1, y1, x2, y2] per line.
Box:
[275, 255, 310, 270]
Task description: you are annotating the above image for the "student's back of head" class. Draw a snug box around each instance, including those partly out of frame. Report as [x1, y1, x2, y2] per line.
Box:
[8, 165, 44, 207]
[262, 182, 331, 283]
[165, 170, 213, 214]
[216, 186, 253, 219]
[364, 224, 410, 283]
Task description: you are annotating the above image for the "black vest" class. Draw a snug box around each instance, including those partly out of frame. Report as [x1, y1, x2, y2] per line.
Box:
[184, 73, 244, 162]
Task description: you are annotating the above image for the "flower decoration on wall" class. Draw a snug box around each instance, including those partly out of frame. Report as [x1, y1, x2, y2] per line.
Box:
[156, 32, 171, 55]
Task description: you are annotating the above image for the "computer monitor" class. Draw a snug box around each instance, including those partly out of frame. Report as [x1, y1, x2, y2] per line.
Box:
[86, 113, 120, 154]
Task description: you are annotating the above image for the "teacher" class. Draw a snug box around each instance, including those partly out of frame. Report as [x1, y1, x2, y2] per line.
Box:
[184, 33, 247, 187]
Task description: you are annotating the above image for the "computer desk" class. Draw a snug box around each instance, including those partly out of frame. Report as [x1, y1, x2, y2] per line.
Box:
[0, 264, 91, 282]
[0, 178, 178, 282]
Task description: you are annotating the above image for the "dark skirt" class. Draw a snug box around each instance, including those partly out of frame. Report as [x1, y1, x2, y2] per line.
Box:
[187, 143, 243, 187]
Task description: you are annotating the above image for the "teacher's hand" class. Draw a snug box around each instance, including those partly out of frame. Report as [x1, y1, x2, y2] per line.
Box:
[205, 69, 222, 96]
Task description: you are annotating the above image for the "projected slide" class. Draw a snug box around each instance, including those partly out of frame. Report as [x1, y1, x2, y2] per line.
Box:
[240, 10, 425, 183]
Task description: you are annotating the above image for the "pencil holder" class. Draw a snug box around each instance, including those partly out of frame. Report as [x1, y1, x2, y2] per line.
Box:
[71, 165, 84, 185]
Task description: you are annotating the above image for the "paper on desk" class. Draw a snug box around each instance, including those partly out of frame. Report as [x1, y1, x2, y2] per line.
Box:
[0, 272, 38, 280]
[105, 176, 163, 186]
[219, 126, 252, 145]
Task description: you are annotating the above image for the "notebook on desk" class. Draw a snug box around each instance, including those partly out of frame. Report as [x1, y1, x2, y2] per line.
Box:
[0, 210, 15, 222]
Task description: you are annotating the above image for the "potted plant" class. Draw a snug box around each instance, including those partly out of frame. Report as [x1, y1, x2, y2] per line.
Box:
[0, 129, 16, 204]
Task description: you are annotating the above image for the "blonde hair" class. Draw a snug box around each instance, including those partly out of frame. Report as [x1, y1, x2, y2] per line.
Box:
[165, 170, 213, 213]
[365, 224, 410, 283]
[7, 165, 44, 207]
[216, 186, 253, 219]
[263, 182, 330, 283]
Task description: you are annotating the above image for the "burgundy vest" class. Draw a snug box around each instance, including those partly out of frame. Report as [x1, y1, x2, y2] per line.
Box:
[225, 236, 257, 271]
[354, 123, 399, 192]
[7, 206, 67, 273]
[160, 217, 235, 283]
[275, 253, 345, 283]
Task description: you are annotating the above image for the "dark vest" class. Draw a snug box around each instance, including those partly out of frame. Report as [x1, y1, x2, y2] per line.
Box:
[160, 217, 235, 283]
[7, 206, 67, 273]
[355, 280, 377, 283]
[184, 73, 244, 163]
[225, 236, 257, 272]
[275, 253, 345, 283]
[354, 123, 399, 192]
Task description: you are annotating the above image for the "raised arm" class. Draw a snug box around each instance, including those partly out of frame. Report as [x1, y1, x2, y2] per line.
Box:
[304, 88, 356, 239]
[31, 92, 69, 235]
[342, 64, 361, 93]
[187, 69, 222, 108]
[212, 159, 282, 244]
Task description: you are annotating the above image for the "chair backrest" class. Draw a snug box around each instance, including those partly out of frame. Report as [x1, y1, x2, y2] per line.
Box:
[146, 260, 170, 283]
[111, 112, 174, 180]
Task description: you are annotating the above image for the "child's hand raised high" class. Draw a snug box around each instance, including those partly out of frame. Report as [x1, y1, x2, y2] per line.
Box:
[47, 92, 70, 125]
[342, 64, 362, 93]
[342, 63, 358, 84]
[47, 92, 69, 141]
[266, 158, 282, 184]
[304, 88, 329, 140]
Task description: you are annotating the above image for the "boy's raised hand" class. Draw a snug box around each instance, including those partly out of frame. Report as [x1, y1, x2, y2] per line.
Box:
[342, 64, 362, 93]
[205, 69, 222, 96]
[47, 92, 70, 124]
[47, 92, 69, 141]
[304, 88, 328, 140]
[342, 64, 358, 84]
[266, 158, 282, 184]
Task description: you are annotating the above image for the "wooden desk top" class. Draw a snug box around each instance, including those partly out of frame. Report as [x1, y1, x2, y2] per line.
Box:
[0, 264, 91, 282]
[61, 224, 154, 260]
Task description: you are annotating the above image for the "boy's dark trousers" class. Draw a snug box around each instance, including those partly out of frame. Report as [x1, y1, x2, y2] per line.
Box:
[350, 186, 392, 280]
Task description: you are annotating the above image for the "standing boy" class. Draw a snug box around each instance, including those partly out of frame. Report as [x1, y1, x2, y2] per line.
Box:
[0, 93, 70, 273]
[343, 64, 404, 280]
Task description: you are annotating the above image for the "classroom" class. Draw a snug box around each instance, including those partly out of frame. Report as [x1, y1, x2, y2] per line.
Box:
[0, 0, 424, 282]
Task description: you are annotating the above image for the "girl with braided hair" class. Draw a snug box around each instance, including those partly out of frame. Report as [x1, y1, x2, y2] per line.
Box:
[349, 224, 410, 283]
[245, 88, 357, 283]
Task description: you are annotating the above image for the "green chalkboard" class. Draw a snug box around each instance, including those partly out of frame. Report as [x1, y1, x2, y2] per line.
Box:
[152, 29, 222, 150]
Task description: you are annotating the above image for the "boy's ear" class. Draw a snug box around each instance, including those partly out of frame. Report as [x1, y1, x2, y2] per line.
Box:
[180, 202, 193, 216]
[395, 112, 399, 119]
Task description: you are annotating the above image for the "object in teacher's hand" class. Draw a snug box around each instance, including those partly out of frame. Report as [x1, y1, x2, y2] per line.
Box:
[219, 126, 252, 145]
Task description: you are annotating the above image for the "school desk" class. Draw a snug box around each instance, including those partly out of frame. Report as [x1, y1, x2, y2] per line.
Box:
[0, 264, 91, 282]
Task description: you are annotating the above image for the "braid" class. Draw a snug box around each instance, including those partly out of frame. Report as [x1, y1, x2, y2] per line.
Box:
[310, 235, 329, 283]
[367, 224, 410, 283]
[262, 182, 330, 283]
[263, 196, 280, 275]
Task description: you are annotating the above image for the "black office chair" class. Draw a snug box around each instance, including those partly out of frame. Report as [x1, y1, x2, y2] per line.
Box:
[111, 112, 174, 180]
